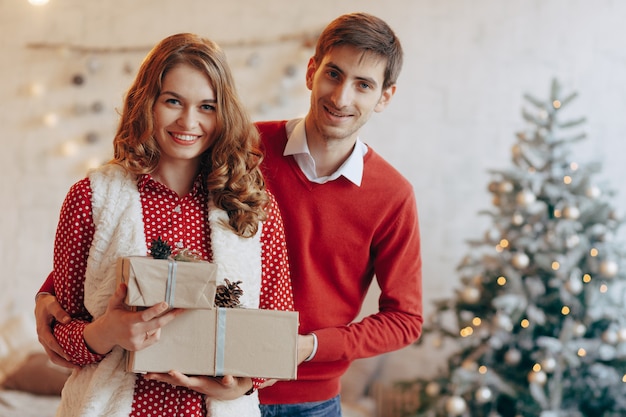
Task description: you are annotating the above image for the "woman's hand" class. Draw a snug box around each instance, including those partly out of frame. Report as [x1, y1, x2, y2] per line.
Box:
[83, 283, 183, 355]
[144, 372, 253, 400]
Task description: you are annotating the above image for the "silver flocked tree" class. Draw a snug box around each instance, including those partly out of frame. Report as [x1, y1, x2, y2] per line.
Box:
[404, 79, 626, 417]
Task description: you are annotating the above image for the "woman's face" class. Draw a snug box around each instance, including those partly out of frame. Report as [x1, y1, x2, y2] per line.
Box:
[153, 63, 218, 168]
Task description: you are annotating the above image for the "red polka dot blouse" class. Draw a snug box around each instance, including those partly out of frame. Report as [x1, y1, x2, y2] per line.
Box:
[52, 174, 294, 417]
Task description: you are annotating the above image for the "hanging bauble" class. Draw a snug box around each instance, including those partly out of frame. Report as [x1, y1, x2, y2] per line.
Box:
[499, 181, 514, 193]
[540, 357, 557, 373]
[425, 381, 441, 397]
[72, 73, 86, 86]
[565, 276, 583, 295]
[512, 143, 522, 156]
[511, 212, 524, 226]
[565, 234, 580, 248]
[585, 185, 601, 199]
[511, 252, 530, 269]
[516, 190, 536, 207]
[475, 386, 493, 404]
[461, 360, 478, 371]
[599, 260, 618, 278]
[617, 328, 626, 342]
[602, 329, 618, 345]
[86, 56, 101, 73]
[492, 195, 502, 207]
[445, 396, 468, 416]
[528, 370, 547, 385]
[460, 286, 481, 304]
[488, 181, 499, 193]
[563, 205, 580, 220]
[91, 101, 104, 113]
[573, 322, 587, 337]
[494, 313, 513, 331]
[504, 348, 522, 365]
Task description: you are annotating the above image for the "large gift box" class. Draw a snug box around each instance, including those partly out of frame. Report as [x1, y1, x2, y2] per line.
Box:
[125, 308, 299, 379]
[116, 257, 299, 380]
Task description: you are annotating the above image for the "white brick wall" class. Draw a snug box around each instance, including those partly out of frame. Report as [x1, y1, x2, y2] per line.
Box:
[2, 0, 626, 380]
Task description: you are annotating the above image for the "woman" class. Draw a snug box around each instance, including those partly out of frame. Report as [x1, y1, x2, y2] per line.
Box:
[51, 33, 293, 417]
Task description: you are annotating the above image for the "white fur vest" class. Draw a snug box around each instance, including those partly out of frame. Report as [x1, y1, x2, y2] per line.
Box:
[56, 164, 262, 417]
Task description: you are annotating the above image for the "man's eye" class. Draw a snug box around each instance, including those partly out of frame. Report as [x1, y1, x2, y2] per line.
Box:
[201, 104, 216, 111]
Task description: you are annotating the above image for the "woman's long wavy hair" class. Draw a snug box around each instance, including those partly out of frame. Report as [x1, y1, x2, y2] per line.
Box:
[111, 33, 267, 238]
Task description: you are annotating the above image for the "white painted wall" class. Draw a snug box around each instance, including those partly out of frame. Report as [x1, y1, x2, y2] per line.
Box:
[2, 0, 626, 381]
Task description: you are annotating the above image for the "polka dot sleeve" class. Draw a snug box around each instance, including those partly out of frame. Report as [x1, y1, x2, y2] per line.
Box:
[52, 178, 105, 365]
[259, 191, 294, 312]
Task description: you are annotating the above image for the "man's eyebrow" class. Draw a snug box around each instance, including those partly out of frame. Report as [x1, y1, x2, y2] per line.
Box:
[325, 62, 378, 88]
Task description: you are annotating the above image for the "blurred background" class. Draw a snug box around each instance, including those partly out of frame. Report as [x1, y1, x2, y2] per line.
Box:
[1, 0, 626, 410]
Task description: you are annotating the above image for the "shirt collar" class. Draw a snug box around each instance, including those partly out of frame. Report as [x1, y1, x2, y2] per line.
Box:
[137, 173, 205, 197]
[283, 118, 366, 186]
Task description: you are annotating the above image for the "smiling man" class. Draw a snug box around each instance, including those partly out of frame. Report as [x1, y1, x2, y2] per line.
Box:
[255, 12, 423, 417]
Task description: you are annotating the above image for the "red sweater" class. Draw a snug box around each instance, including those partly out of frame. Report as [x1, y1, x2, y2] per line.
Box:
[256, 121, 423, 404]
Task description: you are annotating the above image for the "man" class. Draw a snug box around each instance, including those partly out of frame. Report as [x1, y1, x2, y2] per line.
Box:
[35, 12, 423, 417]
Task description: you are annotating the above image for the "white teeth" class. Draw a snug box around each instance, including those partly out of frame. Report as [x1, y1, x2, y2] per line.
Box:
[173, 134, 198, 141]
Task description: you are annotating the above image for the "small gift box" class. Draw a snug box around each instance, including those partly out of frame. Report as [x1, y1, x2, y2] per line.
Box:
[116, 256, 218, 309]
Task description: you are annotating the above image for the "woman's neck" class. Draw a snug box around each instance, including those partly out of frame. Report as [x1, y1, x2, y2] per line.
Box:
[152, 160, 200, 196]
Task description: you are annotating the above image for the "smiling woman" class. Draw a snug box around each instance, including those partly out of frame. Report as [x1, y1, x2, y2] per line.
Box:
[34, 33, 296, 417]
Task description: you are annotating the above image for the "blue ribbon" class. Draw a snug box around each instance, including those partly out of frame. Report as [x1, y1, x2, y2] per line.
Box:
[215, 308, 226, 375]
[165, 259, 177, 306]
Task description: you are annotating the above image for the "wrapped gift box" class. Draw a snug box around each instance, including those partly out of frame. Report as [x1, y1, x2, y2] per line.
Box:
[126, 307, 299, 379]
[116, 256, 299, 380]
[116, 257, 218, 308]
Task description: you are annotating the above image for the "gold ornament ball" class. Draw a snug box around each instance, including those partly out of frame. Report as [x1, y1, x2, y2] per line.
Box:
[475, 386, 493, 404]
[499, 181, 514, 193]
[425, 382, 441, 397]
[461, 286, 481, 304]
[563, 206, 580, 220]
[488, 181, 500, 193]
[573, 322, 587, 337]
[512, 252, 530, 269]
[445, 396, 468, 416]
[528, 370, 547, 385]
[504, 348, 522, 365]
[599, 260, 619, 278]
[586, 186, 601, 199]
[511, 212, 524, 226]
[494, 313, 513, 331]
[516, 190, 536, 207]
[602, 329, 619, 345]
[565, 277, 583, 295]
[541, 357, 557, 373]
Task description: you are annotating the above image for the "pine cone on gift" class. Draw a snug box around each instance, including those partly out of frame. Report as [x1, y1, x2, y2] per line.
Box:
[150, 236, 172, 259]
[214, 279, 244, 308]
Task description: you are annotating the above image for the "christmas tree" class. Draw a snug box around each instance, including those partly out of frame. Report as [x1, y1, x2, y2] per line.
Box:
[404, 80, 626, 417]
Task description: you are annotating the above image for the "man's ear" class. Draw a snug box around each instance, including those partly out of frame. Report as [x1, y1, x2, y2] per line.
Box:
[305, 57, 316, 91]
[374, 84, 396, 113]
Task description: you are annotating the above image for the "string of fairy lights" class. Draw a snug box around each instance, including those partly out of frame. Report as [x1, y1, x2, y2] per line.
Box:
[25, 0, 318, 172]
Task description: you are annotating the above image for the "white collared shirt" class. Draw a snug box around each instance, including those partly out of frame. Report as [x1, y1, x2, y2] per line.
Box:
[283, 119, 367, 186]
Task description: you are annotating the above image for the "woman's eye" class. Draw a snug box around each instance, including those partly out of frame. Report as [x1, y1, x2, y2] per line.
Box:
[201, 104, 216, 111]
[165, 98, 181, 105]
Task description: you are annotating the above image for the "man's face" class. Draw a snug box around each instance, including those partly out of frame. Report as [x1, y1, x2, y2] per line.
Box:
[305, 45, 395, 144]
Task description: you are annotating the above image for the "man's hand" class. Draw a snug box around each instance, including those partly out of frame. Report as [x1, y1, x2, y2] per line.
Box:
[34, 293, 76, 369]
[144, 372, 253, 400]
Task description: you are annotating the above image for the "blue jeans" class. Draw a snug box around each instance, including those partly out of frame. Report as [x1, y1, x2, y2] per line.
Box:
[259, 396, 342, 417]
